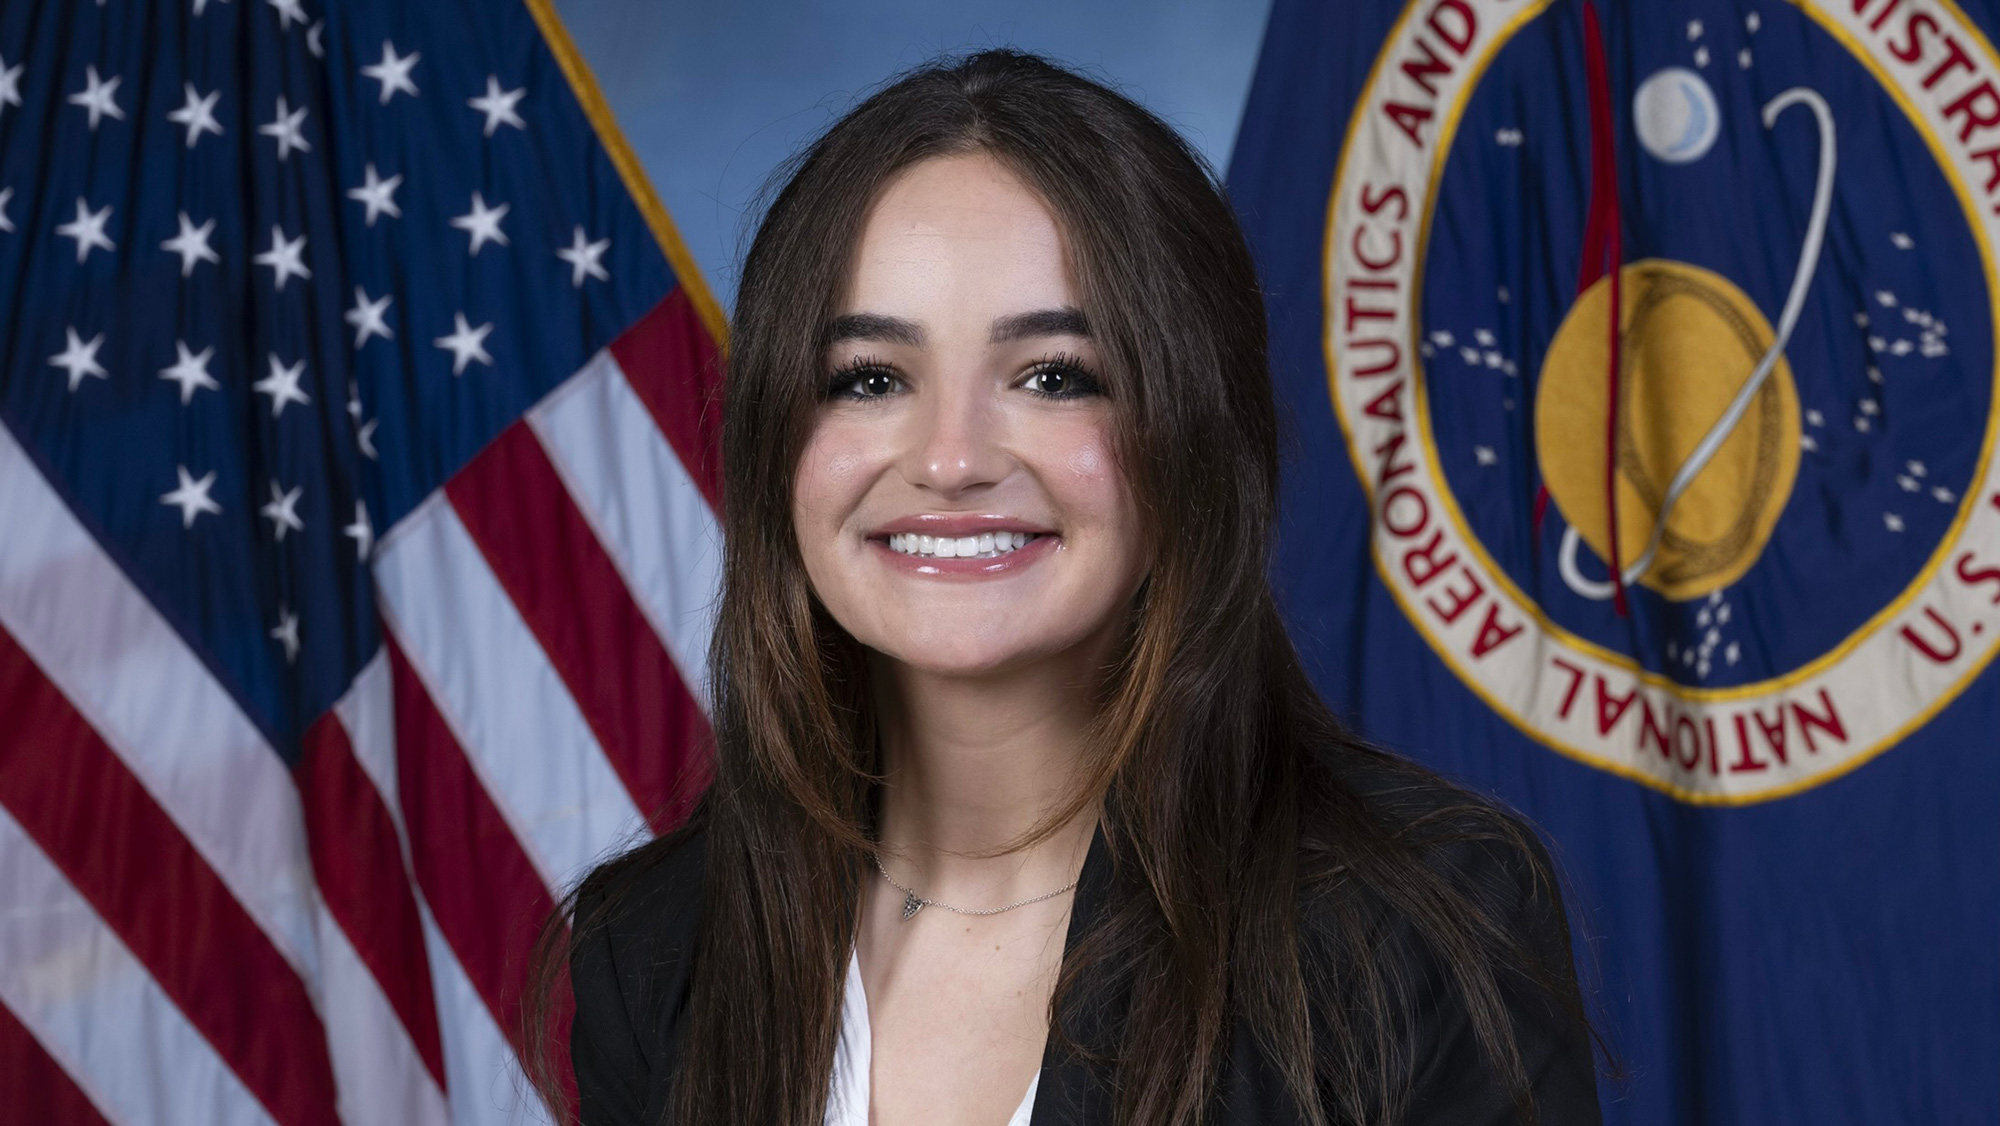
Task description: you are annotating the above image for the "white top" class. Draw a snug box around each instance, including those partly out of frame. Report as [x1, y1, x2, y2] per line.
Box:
[825, 947, 1041, 1126]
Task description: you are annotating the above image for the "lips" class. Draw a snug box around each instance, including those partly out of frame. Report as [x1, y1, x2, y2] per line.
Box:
[872, 512, 1072, 576]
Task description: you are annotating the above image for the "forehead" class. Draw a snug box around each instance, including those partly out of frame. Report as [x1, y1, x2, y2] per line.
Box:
[840, 152, 1075, 318]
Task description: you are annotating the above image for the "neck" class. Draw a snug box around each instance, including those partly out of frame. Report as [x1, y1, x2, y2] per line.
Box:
[869, 643, 1108, 902]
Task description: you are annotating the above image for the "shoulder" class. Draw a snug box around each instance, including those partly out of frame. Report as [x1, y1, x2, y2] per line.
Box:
[1313, 744, 1563, 925]
[1303, 744, 1577, 996]
[573, 819, 710, 1018]
[575, 818, 711, 967]
[1298, 746, 1602, 1124]
[569, 821, 710, 1125]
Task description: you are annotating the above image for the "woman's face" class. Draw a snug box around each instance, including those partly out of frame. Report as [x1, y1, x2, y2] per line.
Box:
[793, 152, 1149, 679]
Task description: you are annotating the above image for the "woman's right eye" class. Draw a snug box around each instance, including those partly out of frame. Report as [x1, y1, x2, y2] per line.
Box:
[826, 365, 904, 401]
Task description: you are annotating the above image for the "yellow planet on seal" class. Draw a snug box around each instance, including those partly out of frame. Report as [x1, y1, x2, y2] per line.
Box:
[1535, 259, 1803, 602]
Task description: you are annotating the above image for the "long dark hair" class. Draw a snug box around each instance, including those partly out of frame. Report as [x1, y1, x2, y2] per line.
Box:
[528, 48, 1593, 1125]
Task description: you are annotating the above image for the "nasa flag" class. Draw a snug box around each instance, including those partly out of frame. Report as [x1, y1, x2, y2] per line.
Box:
[1230, 0, 2000, 1121]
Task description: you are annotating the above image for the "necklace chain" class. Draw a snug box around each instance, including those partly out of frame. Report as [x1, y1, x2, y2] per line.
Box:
[870, 851, 1079, 921]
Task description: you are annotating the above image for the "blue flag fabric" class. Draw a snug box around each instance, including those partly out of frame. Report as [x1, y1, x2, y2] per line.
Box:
[1230, 1, 2000, 1122]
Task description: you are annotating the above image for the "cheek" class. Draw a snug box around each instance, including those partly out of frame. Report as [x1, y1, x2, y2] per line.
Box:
[791, 431, 878, 611]
[1053, 424, 1145, 568]
[1066, 440, 1108, 480]
[792, 429, 872, 528]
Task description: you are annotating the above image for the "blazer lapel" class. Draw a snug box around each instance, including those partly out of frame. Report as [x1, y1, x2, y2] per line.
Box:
[1030, 819, 1127, 1126]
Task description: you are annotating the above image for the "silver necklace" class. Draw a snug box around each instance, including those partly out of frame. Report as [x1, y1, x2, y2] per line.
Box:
[870, 851, 1080, 921]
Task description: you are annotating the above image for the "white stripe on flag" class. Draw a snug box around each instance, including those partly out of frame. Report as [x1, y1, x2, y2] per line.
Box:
[0, 423, 321, 981]
[333, 651, 409, 864]
[373, 494, 649, 895]
[529, 349, 721, 711]
[418, 899, 554, 1126]
[0, 803, 275, 1126]
[318, 907, 451, 1126]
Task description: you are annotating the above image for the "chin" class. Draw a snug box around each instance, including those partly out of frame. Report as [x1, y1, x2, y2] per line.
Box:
[871, 625, 1074, 678]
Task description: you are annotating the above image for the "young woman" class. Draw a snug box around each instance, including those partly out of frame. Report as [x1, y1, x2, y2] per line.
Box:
[539, 49, 1601, 1126]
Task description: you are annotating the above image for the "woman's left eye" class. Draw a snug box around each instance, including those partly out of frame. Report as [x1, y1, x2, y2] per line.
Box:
[1020, 360, 1104, 400]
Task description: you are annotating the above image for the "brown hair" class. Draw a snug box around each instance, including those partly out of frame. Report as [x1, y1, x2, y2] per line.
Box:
[529, 48, 1593, 1125]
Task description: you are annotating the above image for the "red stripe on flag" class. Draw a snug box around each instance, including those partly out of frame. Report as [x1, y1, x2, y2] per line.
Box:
[608, 286, 724, 509]
[446, 423, 712, 832]
[296, 712, 448, 1088]
[0, 1001, 112, 1125]
[0, 629, 340, 1126]
[383, 632, 577, 1117]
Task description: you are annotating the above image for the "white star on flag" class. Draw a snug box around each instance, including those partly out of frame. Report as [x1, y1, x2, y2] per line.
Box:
[258, 95, 311, 160]
[451, 192, 510, 255]
[557, 226, 611, 287]
[261, 481, 305, 541]
[345, 286, 394, 348]
[468, 75, 526, 136]
[346, 163, 403, 226]
[67, 65, 124, 131]
[307, 20, 325, 58]
[0, 186, 13, 233]
[270, 607, 301, 663]
[56, 197, 115, 263]
[192, 0, 229, 16]
[49, 327, 108, 391]
[266, 0, 308, 30]
[434, 312, 494, 375]
[343, 499, 374, 561]
[361, 41, 420, 104]
[166, 82, 223, 147]
[162, 212, 220, 277]
[161, 465, 223, 529]
[356, 418, 379, 460]
[159, 341, 219, 404]
[0, 55, 22, 118]
[253, 352, 312, 418]
[253, 225, 312, 290]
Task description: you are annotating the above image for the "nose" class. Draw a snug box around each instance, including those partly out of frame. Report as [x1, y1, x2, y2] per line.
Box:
[900, 372, 1007, 498]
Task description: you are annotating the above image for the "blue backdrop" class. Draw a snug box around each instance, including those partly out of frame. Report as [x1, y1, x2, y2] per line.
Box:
[550, 0, 1272, 306]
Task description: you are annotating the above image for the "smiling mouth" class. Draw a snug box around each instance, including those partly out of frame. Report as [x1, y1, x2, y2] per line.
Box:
[883, 531, 1043, 560]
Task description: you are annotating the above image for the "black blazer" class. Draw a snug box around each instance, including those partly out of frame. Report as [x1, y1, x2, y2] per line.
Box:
[570, 776, 1603, 1125]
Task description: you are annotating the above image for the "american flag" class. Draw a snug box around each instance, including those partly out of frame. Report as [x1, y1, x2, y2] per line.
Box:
[0, 0, 722, 1121]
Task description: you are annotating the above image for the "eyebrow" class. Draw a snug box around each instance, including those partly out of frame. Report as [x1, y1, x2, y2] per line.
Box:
[823, 306, 1092, 349]
[825, 313, 924, 348]
[990, 307, 1090, 343]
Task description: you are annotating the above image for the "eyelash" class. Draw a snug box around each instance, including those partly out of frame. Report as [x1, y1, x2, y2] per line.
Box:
[822, 352, 1106, 403]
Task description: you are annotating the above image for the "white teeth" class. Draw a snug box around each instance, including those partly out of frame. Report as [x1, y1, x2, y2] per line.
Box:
[885, 530, 1040, 559]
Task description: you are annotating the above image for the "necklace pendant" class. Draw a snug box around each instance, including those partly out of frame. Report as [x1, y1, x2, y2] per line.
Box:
[901, 890, 924, 921]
